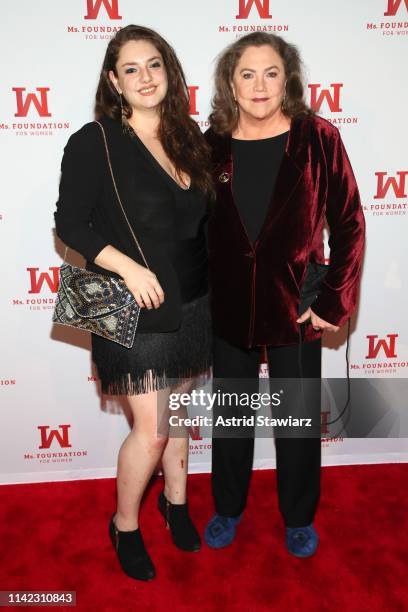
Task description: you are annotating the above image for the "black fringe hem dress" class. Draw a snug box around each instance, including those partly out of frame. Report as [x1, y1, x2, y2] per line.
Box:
[92, 292, 211, 396]
[91, 130, 212, 396]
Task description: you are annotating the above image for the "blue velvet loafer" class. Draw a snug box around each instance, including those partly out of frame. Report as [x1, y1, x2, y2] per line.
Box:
[204, 513, 242, 549]
[286, 524, 319, 558]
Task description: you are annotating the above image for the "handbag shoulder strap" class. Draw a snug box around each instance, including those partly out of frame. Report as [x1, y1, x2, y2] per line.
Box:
[95, 120, 149, 269]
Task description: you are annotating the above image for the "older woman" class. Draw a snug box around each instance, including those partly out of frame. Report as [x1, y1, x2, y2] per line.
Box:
[204, 33, 365, 557]
[55, 25, 213, 580]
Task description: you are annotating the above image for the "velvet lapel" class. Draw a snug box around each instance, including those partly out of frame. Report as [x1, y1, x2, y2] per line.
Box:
[213, 114, 310, 249]
[214, 141, 254, 250]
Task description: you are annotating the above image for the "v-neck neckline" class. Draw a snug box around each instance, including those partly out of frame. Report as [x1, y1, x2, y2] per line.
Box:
[128, 127, 191, 192]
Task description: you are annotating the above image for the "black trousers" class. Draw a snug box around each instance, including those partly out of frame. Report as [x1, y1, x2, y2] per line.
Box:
[211, 334, 322, 528]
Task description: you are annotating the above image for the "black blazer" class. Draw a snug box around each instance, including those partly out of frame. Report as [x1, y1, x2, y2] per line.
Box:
[54, 115, 184, 332]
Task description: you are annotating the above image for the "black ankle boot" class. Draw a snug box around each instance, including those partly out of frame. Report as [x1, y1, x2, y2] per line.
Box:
[158, 491, 201, 552]
[109, 514, 156, 581]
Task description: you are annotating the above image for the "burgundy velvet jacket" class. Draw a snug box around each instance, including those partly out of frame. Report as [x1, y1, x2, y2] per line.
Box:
[206, 114, 366, 349]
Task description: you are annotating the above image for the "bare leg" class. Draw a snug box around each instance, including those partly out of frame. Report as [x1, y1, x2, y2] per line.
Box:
[114, 376, 170, 531]
[161, 379, 194, 504]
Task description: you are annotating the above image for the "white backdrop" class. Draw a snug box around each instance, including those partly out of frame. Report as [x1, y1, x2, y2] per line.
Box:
[1, 0, 407, 484]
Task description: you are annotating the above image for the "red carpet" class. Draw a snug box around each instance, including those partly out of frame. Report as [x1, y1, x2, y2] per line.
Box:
[1, 465, 407, 611]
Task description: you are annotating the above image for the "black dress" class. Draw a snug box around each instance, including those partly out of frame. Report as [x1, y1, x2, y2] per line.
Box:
[55, 120, 211, 396]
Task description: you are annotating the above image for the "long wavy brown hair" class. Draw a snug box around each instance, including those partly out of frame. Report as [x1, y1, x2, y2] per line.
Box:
[210, 32, 314, 135]
[95, 25, 212, 194]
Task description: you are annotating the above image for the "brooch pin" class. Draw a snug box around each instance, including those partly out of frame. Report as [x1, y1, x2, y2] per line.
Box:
[218, 172, 230, 183]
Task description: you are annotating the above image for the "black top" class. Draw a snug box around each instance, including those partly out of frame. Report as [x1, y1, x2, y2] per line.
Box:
[126, 128, 208, 303]
[231, 131, 288, 243]
[54, 115, 208, 332]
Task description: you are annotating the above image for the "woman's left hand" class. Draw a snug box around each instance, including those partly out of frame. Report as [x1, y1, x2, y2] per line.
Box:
[296, 307, 340, 332]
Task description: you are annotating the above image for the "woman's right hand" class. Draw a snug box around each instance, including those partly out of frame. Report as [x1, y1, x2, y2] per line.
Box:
[93, 245, 164, 310]
[121, 260, 165, 310]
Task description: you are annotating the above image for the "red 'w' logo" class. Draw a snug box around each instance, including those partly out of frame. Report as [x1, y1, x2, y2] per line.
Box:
[189, 426, 202, 441]
[84, 0, 122, 19]
[27, 267, 60, 294]
[366, 334, 398, 359]
[384, 0, 408, 16]
[374, 172, 408, 199]
[308, 83, 343, 113]
[188, 86, 199, 116]
[236, 0, 272, 19]
[13, 88, 51, 117]
[38, 425, 72, 449]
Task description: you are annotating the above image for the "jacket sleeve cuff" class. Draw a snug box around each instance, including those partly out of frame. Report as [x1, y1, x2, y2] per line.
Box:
[54, 212, 110, 263]
[72, 232, 110, 263]
[311, 286, 356, 327]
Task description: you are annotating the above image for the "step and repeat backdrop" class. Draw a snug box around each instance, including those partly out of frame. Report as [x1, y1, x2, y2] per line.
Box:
[1, 0, 407, 484]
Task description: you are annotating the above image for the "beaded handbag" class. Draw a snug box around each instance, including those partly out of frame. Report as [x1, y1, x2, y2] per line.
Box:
[52, 121, 148, 348]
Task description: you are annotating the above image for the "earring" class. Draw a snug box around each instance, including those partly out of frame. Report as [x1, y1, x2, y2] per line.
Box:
[118, 91, 129, 134]
[281, 84, 287, 111]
